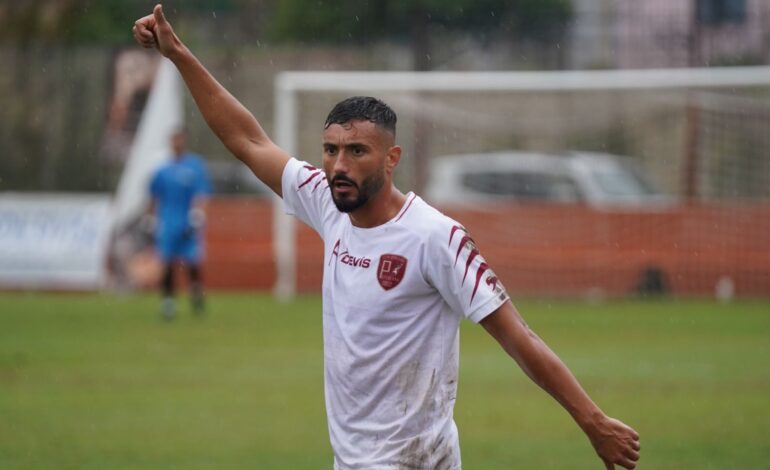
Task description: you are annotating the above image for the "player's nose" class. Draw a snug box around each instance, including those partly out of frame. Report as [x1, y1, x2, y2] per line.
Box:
[333, 151, 351, 174]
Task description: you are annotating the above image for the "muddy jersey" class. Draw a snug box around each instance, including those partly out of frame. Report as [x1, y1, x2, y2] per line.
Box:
[282, 158, 509, 469]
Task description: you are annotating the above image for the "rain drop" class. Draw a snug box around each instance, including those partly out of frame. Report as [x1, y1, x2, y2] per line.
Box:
[212, 11, 217, 19]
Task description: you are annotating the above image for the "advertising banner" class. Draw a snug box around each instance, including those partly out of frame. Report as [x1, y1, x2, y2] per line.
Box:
[0, 193, 112, 289]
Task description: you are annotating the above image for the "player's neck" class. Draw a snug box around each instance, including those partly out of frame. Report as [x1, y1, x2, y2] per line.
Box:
[348, 185, 406, 229]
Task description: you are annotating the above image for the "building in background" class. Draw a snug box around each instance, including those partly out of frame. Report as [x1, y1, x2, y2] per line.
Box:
[571, 0, 770, 69]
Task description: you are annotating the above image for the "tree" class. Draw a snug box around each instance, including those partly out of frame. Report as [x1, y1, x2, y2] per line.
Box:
[0, 0, 241, 45]
[269, 0, 572, 70]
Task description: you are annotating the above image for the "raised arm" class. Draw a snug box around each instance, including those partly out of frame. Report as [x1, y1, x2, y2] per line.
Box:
[132, 4, 289, 196]
[480, 302, 641, 470]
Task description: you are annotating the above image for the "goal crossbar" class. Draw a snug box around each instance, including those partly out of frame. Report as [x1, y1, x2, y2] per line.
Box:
[271, 66, 770, 299]
[277, 66, 770, 93]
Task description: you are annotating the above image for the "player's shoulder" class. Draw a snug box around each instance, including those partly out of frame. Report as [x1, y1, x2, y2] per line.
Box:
[153, 161, 173, 177]
[287, 158, 329, 194]
[400, 195, 464, 244]
[290, 158, 323, 178]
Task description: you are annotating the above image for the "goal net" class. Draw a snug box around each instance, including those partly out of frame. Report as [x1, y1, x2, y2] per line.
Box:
[272, 67, 770, 299]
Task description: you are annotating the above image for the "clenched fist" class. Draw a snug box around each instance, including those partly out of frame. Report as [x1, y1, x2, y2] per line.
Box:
[132, 4, 183, 59]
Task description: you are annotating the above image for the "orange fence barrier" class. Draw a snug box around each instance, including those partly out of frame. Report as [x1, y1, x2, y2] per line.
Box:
[204, 198, 276, 290]
[204, 198, 770, 297]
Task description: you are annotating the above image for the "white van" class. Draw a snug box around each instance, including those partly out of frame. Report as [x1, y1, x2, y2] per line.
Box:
[425, 151, 672, 208]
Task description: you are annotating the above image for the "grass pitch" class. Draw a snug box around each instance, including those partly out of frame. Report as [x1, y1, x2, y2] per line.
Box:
[1, 292, 768, 469]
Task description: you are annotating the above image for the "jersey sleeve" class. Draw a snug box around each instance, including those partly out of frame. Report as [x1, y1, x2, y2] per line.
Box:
[281, 158, 336, 238]
[425, 220, 510, 323]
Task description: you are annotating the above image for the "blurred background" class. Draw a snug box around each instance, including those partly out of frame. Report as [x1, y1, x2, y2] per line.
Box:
[1, 2, 770, 469]
[1, 0, 769, 299]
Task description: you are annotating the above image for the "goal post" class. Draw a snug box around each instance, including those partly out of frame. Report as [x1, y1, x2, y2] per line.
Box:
[276, 67, 770, 93]
[272, 66, 770, 299]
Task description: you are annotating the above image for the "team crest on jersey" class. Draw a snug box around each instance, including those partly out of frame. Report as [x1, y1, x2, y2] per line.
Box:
[377, 254, 407, 290]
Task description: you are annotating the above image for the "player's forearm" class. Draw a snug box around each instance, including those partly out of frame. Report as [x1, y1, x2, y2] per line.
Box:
[482, 305, 640, 468]
[169, 46, 270, 161]
[481, 305, 605, 432]
[509, 330, 605, 433]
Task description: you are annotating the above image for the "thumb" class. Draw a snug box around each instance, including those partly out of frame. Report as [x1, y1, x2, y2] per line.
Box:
[153, 4, 167, 25]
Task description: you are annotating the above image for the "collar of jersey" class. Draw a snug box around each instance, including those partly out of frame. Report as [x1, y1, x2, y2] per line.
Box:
[348, 192, 416, 232]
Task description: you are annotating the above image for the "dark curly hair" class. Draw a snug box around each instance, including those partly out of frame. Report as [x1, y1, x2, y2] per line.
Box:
[324, 96, 397, 136]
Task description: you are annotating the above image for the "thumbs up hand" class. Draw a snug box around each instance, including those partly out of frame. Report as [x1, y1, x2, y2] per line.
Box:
[132, 4, 183, 59]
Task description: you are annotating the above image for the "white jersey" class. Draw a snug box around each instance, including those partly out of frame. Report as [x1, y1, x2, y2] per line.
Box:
[282, 158, 509, 469]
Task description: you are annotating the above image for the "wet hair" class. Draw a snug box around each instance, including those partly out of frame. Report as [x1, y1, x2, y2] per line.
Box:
[324, 96, 397, 136]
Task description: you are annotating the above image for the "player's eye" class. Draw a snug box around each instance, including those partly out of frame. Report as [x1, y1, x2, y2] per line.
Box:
[324, 145, 338, 156]
[351, 146, 365, 156]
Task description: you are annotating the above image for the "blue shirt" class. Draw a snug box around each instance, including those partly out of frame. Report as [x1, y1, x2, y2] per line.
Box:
[150, 152, 211, 239]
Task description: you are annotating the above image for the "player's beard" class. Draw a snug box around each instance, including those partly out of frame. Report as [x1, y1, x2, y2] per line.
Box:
[329, 167, 385, 213]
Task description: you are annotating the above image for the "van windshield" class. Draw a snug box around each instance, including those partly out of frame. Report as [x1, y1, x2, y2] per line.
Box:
[588, 165, 657, 197]
[462, 172, 581, 202]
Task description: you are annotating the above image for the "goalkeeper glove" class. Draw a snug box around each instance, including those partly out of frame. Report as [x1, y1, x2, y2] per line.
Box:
[188, 207, 206, 230]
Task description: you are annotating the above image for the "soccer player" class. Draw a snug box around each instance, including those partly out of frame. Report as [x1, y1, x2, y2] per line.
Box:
[133, 5, 641, 468]
[148, 128, 211, 320]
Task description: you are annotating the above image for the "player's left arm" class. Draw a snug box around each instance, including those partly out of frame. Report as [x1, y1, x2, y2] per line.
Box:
[479, 302, 641, 470]
[189, 196, 208, 231]
[142, 176, 160, 235]
[189, 159, 211, 231]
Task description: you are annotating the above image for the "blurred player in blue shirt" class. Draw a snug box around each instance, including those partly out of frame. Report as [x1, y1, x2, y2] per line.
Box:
[149, 129, 211, 320]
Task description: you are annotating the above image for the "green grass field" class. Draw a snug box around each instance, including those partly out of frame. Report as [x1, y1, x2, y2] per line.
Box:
[1, 293, 768, 469]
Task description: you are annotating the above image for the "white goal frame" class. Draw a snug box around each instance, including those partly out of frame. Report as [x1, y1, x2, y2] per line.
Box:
[272, 66, 770, 299]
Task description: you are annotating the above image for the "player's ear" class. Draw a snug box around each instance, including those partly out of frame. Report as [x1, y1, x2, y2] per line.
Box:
[385, 145, 402, 174]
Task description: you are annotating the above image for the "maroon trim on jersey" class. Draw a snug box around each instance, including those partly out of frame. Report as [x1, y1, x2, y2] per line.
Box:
[303, 164, 317, 171]
[298, 170, 323, 190]
[486, 274, 499, 291]
[454, 235, 474, 264]
[393, 193, 416, 223]
[452, 231, 480, 284]
[311, 177, 326, 193]
[471, 262, 489, 303]
[449, 224, 490, 304]
[328, 239, 341, 266]
[448, 225, 467, 246]
[462, 247, 480, 284]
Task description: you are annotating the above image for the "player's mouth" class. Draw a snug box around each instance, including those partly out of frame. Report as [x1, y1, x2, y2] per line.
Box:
[331, 176, 358, 196]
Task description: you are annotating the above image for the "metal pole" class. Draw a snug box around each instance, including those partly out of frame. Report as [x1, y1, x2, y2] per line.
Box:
[273, 77, 297, 300]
